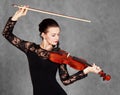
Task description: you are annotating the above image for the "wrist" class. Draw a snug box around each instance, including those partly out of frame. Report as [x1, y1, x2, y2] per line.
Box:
[11, 15, 19, 21]
[83, 67, 90, 74]
[11, 17, 18, 21]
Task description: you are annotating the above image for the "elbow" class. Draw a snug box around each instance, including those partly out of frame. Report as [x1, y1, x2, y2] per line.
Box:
[2, 30, 10, 39]
[62, 82, 69, 86]
[2, 30, 6, 37]
[61, 80, 73, 86]
[2, 31, 4, 36]
[2, 32, 7, 39]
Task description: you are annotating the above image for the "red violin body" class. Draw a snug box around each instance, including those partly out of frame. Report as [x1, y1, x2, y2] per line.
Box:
[49, 49, 111, 81]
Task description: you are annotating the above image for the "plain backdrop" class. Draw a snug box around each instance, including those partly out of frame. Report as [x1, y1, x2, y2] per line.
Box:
[0, 0, 120, 95]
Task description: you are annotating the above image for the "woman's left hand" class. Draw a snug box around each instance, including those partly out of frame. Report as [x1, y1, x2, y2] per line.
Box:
[83, 63, 102, 74]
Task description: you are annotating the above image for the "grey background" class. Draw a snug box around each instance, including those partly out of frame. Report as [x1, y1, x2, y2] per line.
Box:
[0, 0, 120, 95]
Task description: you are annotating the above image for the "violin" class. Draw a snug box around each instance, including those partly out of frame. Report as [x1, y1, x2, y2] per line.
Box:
[49, 49, 111, 81]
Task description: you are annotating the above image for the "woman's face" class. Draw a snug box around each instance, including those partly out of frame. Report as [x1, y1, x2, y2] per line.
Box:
[42, 26, 60, 46]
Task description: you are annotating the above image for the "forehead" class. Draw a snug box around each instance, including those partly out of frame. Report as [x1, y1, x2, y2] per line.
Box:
[46, 27, 60, 34]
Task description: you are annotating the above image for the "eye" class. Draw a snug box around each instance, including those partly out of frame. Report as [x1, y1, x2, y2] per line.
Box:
[51, 34, 56, 37]
[51, 33, 60, 37]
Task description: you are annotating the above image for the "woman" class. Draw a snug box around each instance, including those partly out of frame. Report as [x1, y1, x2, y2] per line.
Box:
[2, 6, 101, 95]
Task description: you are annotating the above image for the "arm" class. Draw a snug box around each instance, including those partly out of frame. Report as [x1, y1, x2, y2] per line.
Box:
[58, 63, 101, 86]
[2, 5, 35, 53]
[58, 64, 87, 86]
[2, 17, 34, 53]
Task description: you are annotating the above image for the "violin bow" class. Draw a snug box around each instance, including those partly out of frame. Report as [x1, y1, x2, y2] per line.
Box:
[12, 4, 91, 23]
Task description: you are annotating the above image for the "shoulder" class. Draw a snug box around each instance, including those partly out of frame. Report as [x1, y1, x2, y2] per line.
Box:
[26, 42, 39, 52]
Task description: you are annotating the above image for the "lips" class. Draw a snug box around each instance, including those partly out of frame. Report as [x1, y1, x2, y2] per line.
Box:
[54, 41, 58, 43]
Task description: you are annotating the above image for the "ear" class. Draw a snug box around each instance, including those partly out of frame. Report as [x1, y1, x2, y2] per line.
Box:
[41, 32, 46, 39]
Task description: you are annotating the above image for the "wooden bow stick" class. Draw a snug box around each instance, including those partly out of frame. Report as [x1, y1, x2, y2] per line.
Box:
[12, 4, 91, 23]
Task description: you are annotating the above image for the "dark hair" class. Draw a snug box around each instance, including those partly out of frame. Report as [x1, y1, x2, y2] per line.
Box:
[39, 18, 60, 36]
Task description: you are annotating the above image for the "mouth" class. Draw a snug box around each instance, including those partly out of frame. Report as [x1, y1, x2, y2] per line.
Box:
[55, 41, 58, 43]
[53, 41, 59, 44]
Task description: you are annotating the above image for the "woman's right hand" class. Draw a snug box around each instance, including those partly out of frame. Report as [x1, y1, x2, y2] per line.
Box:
[12, 5, 29, 21]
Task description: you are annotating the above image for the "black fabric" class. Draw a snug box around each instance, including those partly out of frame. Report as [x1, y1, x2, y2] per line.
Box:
[2, 17, 88, 95]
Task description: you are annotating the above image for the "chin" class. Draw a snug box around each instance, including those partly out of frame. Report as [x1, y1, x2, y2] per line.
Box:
[52, 43, 58, 46]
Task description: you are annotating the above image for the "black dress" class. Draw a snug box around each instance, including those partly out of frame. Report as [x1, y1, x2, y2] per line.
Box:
[2, 17, 88, 95]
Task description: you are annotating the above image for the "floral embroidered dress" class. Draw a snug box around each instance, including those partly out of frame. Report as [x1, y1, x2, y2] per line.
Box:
[2, 17, 87, 95]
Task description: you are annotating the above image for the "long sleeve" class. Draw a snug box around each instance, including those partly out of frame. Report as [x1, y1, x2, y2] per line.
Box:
[2, 17, 35, 53]
[58, 64, 88, 86]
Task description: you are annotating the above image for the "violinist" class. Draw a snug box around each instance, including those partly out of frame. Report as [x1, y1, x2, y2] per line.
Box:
[2, 5, 102, 95]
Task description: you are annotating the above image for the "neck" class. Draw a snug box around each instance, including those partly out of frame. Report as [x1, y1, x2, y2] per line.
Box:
[40, 40, 53, 51]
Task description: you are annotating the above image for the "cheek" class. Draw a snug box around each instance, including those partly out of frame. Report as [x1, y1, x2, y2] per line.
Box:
[46, 36, 55, 43]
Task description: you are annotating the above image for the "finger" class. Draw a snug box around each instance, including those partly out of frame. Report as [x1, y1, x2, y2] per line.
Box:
[23, 6, 28, 15]
[18, 5, 24, 10]
[20, 6, 28, 14]
[97, 66, 101, 70]
[17, 6, 24, 13]
[92, 63, 95, 66]
[96, 67, 102, 72]
[23, 10, 28, 15]
[93, 63, 98, 68]
[96, 67, 100, 70]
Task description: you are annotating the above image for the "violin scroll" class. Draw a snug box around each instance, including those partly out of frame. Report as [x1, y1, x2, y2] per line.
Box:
[99, 71, 111, 81]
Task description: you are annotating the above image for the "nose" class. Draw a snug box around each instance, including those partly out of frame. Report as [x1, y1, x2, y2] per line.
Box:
[56, 35, 59, 41]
